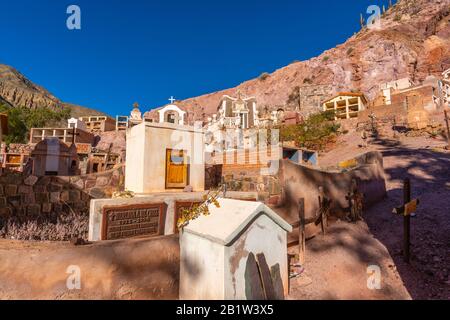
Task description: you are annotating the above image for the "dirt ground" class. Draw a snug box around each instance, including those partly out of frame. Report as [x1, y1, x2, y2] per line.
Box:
[289, 130, 450, 300]
[0, 236, 180, 300]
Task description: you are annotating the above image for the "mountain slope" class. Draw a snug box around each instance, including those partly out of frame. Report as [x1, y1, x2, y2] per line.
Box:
[151, 0, 450, 120]
[0, 64, 107, 118]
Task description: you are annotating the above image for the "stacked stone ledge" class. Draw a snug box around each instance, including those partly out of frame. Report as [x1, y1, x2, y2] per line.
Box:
[0, 165, 124, 219]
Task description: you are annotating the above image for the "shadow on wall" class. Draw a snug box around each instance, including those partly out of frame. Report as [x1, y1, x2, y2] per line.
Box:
[0, 235, 180, 300]
[278, 151, 387, 224]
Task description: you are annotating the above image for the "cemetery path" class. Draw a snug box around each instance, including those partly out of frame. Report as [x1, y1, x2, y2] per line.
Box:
[290, 134, 450, 300]
[364, 140, 450, 300]
[288, 220, 411, 300]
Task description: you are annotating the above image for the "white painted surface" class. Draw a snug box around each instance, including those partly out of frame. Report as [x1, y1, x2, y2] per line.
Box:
[67, 118, 87, 130]
[180, 232, 225, 300]
[180, 198, 292, 300]
[124, 122, 205, 194]
[224, 214, 288, 299]
[183, 198, 292, 245]
[157, 104, 186, 125]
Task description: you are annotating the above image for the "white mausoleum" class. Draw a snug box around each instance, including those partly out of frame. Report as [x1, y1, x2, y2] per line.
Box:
[125, 121, 204, 193]
[158, 104, 187, 126]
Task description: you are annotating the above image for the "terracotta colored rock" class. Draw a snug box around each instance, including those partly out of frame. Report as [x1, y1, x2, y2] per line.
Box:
[24, 175, 38, 186]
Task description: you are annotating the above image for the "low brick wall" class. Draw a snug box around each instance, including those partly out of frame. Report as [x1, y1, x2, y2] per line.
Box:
[0, 165, 125, 240]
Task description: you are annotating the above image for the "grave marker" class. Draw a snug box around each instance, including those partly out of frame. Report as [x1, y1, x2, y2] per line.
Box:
[346, 179, 364, 222]
[392, 178, 419, 263]
[101, 203, 166, 240]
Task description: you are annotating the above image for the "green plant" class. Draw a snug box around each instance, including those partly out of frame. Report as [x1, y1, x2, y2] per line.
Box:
[0, 104, 71, 144]
[394, 14, 402, 21]
[323, 56, 330, 62]
[280, 110, 341, 151]
[259, 72, 270, 81]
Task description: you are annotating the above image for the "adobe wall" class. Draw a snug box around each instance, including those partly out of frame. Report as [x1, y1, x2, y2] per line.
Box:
[359, 103, 408, 123]
[278, 151, 386, 223]
[0, 236, 179, 300]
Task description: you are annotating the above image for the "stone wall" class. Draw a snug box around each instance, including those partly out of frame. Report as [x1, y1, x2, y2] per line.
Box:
[0, 165, 125, 240]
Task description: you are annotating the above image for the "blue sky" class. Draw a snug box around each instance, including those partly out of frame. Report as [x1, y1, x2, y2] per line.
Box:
[1, 0, 395, 116]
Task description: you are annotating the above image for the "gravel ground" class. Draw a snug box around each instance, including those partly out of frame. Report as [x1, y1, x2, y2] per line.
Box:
[289, 131, 450, 300]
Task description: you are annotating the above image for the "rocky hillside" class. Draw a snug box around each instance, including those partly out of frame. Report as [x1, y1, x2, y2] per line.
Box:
[0, 64, 107, 118]
[149, 0, 450, 120]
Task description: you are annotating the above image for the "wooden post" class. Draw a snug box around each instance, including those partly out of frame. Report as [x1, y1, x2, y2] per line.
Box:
[403, 178, 411, 264]
[444, 110, 450, 149]
[103, 143, 113, 172]
[393, 178, 419, 264]
[68, 127, 80, 146]
[298, 198, 306, 265]
[318, 187, 326, 235]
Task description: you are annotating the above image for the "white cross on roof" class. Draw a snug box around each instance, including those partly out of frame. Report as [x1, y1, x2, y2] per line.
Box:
[169, 96, 176, 104]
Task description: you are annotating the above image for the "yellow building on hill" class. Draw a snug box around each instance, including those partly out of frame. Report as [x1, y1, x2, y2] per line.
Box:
[322, 92, 367, 120]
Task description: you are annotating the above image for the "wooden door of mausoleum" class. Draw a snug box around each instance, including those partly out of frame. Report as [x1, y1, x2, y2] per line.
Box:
[165, 149, 188, 189]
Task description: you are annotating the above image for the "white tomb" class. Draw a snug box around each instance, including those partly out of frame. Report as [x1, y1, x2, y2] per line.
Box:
[67, 117, 87, 131]
[180, 198, 292, 300]
[158, 104, 186, 126]
[125, 121, 204, 193]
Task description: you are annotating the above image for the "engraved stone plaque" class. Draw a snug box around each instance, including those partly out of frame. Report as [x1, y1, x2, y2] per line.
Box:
[101, 203, 166, 240]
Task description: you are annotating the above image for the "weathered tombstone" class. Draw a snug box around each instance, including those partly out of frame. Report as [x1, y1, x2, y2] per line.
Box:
[180, 198, 292, 300]
[244, 253, 265, 300]
[256, 253, 277, 300]
[89, 202, 167, 241]
[393, 178, 420, 263]
[346, 179, 364, 222]
[270, 263, 285, 300]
